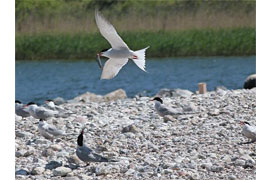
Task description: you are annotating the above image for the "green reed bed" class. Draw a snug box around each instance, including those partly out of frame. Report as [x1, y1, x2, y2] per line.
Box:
[15, 28, 255, 60]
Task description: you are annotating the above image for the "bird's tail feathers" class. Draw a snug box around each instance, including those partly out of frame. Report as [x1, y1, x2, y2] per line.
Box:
[98, 156, 109, 162]
[98, 155, 118, 162]
[132, 46, 150, 72]
[65, 132, 78, 136]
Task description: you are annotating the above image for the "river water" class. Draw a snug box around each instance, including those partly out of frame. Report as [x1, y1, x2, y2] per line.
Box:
[15, 56, 255, 103]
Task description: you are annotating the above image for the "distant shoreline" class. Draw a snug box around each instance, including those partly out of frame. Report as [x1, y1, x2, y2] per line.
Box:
[15, 28, 255, 60]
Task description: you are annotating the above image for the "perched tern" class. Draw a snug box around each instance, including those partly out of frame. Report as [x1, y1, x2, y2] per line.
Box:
[150, 97, 182, 117]
[76, 127, 116, 165]
[43, 99, 57, 110]
[27, 102, 58, 120]
[43, 99, 65, 112]
[38, 119, 65, 141]
[95, 10, 149, 79]
[15, 100, 30, 119]
[43, 99, 74, 118]
[240, 121, 256, 143]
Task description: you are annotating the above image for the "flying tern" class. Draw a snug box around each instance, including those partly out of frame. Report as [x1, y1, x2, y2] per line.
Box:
[95, 10, 149, 79]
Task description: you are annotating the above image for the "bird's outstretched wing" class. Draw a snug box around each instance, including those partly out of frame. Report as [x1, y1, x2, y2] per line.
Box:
[101, 58, 128, 79]
[95, 10, 129, 50]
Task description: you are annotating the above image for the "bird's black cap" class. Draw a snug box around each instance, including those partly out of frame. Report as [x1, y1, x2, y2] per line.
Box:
[77, 128, 85, 146]
[152, 97, 163, 104]
[101, 48, 109, 53]
[27, 102, 36, 106]
[15, 100, 21, 104]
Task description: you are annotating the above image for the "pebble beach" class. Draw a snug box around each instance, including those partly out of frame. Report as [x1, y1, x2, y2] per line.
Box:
[15, 88, 256, 180]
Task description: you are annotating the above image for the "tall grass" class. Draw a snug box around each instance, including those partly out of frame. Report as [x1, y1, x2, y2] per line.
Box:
[15, 1, 255, 59]
[16, 0, 256, 34]
[17, 10, 256, 34]
[16, 28, 255, 60]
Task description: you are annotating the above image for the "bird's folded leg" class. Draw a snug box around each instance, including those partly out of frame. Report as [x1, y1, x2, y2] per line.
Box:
[96, 54, 103, 70]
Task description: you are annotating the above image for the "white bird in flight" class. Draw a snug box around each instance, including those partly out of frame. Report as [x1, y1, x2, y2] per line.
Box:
[95, 10, 149, 79]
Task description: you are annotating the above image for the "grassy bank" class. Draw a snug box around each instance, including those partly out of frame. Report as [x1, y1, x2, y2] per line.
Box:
[15, 28, 255, 60]
[16, 0, 255, 33]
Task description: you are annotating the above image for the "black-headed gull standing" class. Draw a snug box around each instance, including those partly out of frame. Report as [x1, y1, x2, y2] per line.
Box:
[95, 10, 149, 79]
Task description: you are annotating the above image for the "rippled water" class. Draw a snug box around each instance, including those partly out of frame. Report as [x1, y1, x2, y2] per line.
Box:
[15, 56, 255, 103]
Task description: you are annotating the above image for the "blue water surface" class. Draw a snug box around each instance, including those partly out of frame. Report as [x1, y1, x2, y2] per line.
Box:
[15, 56, 256, 103]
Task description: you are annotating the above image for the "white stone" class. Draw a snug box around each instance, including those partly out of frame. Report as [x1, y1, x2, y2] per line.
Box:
[32, 167, 45, 175]
[53, 167, 72, 177]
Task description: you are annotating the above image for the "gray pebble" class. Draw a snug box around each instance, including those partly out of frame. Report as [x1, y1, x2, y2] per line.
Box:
[15, 150, 27, 157]
[235, 159, 246, 167]
[228, 174, 237, 180]
[45, 160, 62, 170]
[53, 167, 72, 177]
[16, 131, 33, 138]
[31, 167, 45, 175]
[15, 169, 28, 176]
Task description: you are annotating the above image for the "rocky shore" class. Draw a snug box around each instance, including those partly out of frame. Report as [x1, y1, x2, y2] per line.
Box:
[15, 88, 256, 180]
